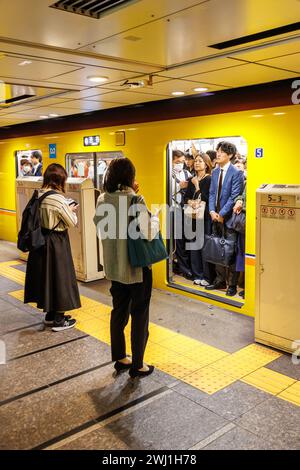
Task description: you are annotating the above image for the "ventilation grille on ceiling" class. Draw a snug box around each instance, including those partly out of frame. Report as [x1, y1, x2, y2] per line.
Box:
[209, 21, 300, 49]
[50, 0, 139, 19]
[0, 85, 36, 107]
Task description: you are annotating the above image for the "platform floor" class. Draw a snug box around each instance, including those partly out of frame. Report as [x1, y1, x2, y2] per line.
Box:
[0, 240, 299, 450]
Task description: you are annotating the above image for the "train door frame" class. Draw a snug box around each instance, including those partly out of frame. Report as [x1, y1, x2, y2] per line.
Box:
[166, 137, 247, 309]
[65, 151, 124, 275]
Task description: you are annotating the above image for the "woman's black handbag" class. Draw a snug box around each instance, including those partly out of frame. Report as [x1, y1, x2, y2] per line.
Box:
[127, 196, 168, 268]
[226, 211, 246, 234]
[203, 224, 237, 267]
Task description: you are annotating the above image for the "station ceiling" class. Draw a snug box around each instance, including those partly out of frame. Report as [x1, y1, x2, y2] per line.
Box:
[0, 0, 300, 128]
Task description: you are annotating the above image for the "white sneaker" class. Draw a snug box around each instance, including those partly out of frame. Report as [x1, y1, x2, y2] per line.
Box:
[193, 279, 202, 285]
[200, 279, 210, 287]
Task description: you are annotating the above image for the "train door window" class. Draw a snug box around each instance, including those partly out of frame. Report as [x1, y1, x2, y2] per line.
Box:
[65, 151, 124, 191]
[95, 152, 124, 191]
[15, 149, 43, 177]
[167, 136, 247, 308]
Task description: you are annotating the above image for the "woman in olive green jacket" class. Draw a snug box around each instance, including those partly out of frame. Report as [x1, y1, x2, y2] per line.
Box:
[94, 158, 159, 378]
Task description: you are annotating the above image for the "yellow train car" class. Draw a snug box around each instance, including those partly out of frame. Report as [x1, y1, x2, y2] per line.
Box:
[1, 101, 299, 318]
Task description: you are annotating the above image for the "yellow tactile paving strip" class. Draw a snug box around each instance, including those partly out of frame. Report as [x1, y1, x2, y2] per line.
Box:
[0, 261, 26, 285]
[2, 260, 299, 405]
[242, 367, 296, 395]
[279, 381, 300, 407]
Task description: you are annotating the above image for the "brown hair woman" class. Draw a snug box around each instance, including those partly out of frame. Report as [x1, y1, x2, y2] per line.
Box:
[24, 163, 81, 331]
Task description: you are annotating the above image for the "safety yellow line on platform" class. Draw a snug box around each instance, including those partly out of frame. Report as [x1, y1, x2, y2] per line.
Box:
[1, 260, 299, 405]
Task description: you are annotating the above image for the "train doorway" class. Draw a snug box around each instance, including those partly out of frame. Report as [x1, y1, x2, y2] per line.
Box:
[166, 137, 247, 308]
[65, 151, 124, 191]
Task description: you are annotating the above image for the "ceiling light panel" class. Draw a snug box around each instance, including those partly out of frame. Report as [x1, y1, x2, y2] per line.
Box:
[258, 52, 300, 74]
[0, 56, 80, 81]
[227, 37, 300, 62]
[127, 78, 227, 96]
[46, 67, 141, 87]
[183, 63, 299, 88]
[156, 58, 245, 79]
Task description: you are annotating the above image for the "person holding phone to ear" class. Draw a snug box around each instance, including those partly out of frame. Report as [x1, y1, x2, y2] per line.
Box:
[94, 158, 160, 378]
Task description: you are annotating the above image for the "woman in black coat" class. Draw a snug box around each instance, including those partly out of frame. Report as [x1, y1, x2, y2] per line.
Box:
[184, 153, 214, 286]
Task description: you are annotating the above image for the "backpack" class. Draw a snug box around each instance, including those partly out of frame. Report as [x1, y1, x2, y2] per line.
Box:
[17, 190, 58, 253]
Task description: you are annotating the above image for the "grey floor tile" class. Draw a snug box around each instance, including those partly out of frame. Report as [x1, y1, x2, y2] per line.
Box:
[57, 427, 131, 450]
[0, 306, 41, 335]
[1, 293, 41, 316]
[0, 242, 20, 262]
[202, 425, 279, 450]
[236, 397, 300, 449]
[0, 275, 22, 295]
[11, 264, 26, 273]
[172, 382, 209, 403]
[0, 296, 20, 313]
[151, 368, 180, 387]
[0, 364, 163, 449]
[105, 392, 227, 450]
[149, 291, 254, 353]
[266, 354, 300, 380]
[198, 381, 271, 421]
[3, 326, 87, 360]
[0, 336, 111, 401]
[78, 279, 112, 306]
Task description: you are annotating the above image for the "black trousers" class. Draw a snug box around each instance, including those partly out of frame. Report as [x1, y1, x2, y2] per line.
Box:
[174, 207, 191, 276]
[110, 267, 152, 370]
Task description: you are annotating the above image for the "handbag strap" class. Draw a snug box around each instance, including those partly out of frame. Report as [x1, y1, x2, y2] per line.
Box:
[212, 221, 226, 238]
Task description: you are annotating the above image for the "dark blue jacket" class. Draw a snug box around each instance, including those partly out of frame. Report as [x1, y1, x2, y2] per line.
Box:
[33, 163, 43, 176]
[209, 164, 244, 219]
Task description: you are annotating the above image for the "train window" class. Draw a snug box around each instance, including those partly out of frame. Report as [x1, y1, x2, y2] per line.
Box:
[15, 149, 43, 177]
[166, 137, 247, 308]
[65, 151, 124, 191]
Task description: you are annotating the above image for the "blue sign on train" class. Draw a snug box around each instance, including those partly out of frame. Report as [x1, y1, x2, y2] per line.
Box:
[255, 148, 264, 158]
[49, 143, 57, 159]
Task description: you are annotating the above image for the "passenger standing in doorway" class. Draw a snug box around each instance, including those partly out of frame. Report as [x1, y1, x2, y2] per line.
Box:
[20, 158, 33, 177]
[94, 158, 159, 378]
[171, 150, 193, 279]
[31, 150, 43, 176]
[24, 164, 81, 330]
[184, 153, 196, 176]
[206, 150, 217, 169]
[206, 142, 244, 296]
[184, 152, 214, 286]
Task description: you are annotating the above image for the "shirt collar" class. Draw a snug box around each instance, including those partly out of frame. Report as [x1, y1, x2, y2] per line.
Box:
[220, 161, 231, 173]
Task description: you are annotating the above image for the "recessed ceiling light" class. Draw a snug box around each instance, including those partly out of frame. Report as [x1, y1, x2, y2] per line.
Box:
[273, 112, 286, 116]
[40, 115, 48, 119]
[49, 113, 59, 117]
[18, 60, 32, 66]
[87, 76, 109, 83]
[193, 87, 208, 92]
[172, 91, 185, 96]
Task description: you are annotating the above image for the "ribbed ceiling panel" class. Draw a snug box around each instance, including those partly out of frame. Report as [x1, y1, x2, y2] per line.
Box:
[50, 0, 138, 19]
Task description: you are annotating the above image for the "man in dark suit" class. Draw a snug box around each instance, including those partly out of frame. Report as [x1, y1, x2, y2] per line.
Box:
[31, 150, 43, 176]
[205, 141, 244, 296]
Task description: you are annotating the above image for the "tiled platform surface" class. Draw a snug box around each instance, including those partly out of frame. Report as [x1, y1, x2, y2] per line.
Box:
[0, 241, 299, 450]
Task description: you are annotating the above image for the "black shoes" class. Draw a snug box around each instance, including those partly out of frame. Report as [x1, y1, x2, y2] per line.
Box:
[44, 314, 71, 327]
[114, 361, 132, 373]
[52, 318, 76, 332]
[205, 282, 227, 290]
[129, 365, 155, 378]
[226, 286, 237, 296]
